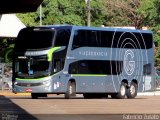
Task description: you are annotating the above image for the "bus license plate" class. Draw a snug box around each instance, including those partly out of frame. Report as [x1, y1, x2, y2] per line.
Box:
[26, 88, 32, 92]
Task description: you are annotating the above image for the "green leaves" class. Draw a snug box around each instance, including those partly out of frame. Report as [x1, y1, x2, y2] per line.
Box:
[17, 0, 105, 27]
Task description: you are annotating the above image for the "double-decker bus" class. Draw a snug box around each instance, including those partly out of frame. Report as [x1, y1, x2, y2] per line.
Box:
[12, 25, 154, 99]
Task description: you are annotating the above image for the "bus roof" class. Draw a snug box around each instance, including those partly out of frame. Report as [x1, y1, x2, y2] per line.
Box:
[72, 26, 153, 34]
[29, 25, 153, 34]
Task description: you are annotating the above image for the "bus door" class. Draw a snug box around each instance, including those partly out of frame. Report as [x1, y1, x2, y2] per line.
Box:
[143, 63, 153, 91]
[51, 58, 67, 91]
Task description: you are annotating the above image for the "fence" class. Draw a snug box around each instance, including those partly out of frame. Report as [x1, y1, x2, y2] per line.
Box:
[0, 63, 12, 91]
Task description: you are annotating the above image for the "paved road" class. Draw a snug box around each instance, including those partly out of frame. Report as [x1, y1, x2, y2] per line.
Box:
[0, 94, 160, 120]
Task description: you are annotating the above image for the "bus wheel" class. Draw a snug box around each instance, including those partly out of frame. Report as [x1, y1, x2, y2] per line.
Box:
[65, 81, 76, 99]
[112, 82, 126, 99]
[126, 82, 137, 99]
[31, 93, 38, 99]
[83, 94, 91, 99]
[84, 93, 108, 99]
[31, 93, 47, 99]
[110, 93, 117, 99]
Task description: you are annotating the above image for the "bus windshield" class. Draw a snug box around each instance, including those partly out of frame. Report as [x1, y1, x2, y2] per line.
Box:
[14, 28, 55, 51]
[15, 55, 50, 79]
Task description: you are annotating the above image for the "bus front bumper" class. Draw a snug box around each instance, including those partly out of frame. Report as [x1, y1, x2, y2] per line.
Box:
[13, 81, 52, 93]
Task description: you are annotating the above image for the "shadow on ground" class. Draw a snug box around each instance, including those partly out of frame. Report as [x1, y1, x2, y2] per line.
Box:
[0, 95, 126, 120]
[0, 95, 38, 120]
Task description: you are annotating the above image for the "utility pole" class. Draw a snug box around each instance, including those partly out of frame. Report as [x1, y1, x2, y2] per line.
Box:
[40, 4, 42, 26]
[85, 0, 91, 26]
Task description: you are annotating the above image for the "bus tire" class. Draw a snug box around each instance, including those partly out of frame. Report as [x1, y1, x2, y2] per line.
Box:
[112, 82, 126, 99]
[110, 93, 117, 99]
[83, 93, 108, 99]
[83, 94, 91, 99]
[31, 93, 38, 99]
[31, 93, 47, 99]
[126, 82, 137, 99]
[65, 81, 76, 99]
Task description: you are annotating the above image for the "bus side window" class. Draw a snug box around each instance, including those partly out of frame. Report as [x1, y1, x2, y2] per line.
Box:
[72, 30, 80, 49]
[72, 30, 100, 49]
[54, 29, 71, 47]
[53, 59, 64, 73]
[69, 62, 78, 74]
[143, 63, 152, 75]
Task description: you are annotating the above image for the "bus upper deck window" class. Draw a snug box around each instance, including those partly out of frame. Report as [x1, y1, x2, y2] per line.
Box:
[54, 29, 71, 47]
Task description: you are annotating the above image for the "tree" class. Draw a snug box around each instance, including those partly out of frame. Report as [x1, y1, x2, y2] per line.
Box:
[90, 0, 106, 26]
[17, 0, 105, 27]
[102, 0, 139, 27]
[102, 0, 159, 29]
[0, 39, 14, 63]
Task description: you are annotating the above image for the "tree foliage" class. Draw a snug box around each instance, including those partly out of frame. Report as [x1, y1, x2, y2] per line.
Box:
[102, 0, 159, 29]
[17, 0, 105, 27]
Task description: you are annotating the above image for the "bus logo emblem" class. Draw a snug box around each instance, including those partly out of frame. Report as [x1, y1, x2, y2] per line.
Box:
[124, 50, 135, 75]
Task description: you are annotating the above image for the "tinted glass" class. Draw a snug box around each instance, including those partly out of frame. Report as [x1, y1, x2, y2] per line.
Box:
[54, 29, 71, 47]
[69, 60, 123, 75]
[110, 32, 153, 49]
[143, 63, 152, 75]
[72, 30, 153, 49]
[15, 55, 50, 78]
[15, 28, 54, 51]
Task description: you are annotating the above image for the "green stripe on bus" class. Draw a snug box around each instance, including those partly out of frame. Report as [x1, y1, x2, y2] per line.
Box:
[47, 47, 61, 61]
[16, 73, 107, 81]
[16, 72, 60, 81]
[16, 76, 49, 81]
[71, 74, 107, 77]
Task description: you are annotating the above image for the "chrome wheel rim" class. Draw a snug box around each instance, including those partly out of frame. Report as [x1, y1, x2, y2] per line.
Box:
[69, 85, 72, 94]
[120, 85, 126, 96]
[130, 85, 136, 95]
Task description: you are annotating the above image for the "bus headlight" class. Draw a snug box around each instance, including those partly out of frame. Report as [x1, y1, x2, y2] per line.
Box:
[42, 81, 50, 86]
[45, 86, 51, 91]
[14, 82, 18, 85]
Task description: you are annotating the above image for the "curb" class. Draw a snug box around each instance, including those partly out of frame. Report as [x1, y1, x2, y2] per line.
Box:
[0, 92, 31, 96]
[1, 91, 160, 96]
[138, 91, 160, 96]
